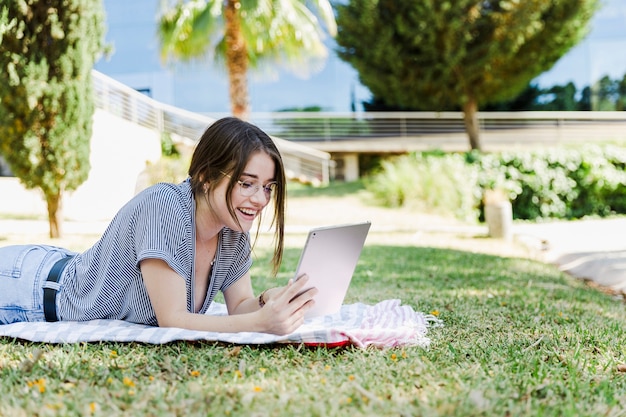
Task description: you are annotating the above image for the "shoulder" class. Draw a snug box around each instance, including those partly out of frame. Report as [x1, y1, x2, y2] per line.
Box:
[139, 180, 191, 201]
[133, 180, 194, 213]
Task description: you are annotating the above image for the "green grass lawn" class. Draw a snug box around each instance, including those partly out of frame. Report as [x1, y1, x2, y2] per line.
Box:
[2, 243, 626, 416]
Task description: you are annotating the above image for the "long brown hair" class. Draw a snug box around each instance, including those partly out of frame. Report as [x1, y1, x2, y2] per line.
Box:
[188, 117, 286, 275]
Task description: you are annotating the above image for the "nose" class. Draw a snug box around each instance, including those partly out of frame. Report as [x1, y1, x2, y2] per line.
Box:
[249, 186, 270, 204]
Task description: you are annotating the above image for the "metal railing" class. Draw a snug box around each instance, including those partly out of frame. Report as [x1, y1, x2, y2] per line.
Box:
[91, 71, 332, 184]
[247, 111, 626, 146]
[92, 67, 626, 181]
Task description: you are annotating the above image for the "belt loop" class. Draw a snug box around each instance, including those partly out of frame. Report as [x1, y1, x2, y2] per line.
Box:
[43, 256, 72, 322]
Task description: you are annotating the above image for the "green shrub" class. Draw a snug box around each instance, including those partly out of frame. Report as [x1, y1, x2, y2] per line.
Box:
[473, 145, 626, 220]
[141, 155, 190, 187]
[365, 153, 479, 222]
[161, 132, 180, 157]
[366, 145, 626, 222]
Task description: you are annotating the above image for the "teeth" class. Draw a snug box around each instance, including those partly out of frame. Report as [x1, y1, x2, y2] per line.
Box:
[239, 208, 255, 216]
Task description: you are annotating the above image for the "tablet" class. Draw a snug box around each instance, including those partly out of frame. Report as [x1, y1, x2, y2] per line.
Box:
[293, 221, 371, 318]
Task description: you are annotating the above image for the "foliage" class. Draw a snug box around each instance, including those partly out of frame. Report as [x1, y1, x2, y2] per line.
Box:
[365, 145, 626, 222]
[141, 154, 191, 189]
[366, 152, 478, 222]
[335, 0, 600, 150]
[473, 145, 626, 220]
[3, 243, 626, 415]
[0, 0, 105, 237]
[158, 0, 337, 119]
[160, 131, 180, 157]
[592, 74, 626, 111]
[485, 72, 626, 111]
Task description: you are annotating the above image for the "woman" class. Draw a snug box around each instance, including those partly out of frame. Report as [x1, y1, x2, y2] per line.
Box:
[0, 117, 317, 335]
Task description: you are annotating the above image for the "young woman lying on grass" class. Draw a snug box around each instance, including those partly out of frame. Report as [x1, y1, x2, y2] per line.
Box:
[0, 117, 317, 334]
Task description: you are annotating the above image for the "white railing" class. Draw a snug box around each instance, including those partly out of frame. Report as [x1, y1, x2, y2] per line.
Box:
[91, 71, 332, 184]
[247, 111, 626, 145]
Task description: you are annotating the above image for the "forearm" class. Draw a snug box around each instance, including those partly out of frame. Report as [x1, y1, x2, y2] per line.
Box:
[228, 294, 263, 315]
[227, 287, 279, 315]
[159, 309, 266, 333]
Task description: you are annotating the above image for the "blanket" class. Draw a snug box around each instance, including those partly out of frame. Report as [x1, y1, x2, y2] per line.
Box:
[0, 300, 442, 348]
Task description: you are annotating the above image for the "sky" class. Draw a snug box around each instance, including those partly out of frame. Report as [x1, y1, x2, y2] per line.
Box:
[534, 0, 626, 89]
[95, 0, 626, 114]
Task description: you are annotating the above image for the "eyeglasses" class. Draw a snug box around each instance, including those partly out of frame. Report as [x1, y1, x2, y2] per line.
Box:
[221, 172, 278, 198]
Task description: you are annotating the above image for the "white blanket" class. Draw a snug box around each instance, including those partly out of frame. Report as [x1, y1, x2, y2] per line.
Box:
[0, 300, 441, 348]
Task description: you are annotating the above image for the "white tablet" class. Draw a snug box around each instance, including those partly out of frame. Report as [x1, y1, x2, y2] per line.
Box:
[293, 221, 371, 318]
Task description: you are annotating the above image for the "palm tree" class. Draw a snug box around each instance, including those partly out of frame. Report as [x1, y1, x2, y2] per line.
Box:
[158, 0, 337, 120]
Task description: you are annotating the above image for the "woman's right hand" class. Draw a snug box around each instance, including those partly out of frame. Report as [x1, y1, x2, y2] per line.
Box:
[256, 274, 317, 335]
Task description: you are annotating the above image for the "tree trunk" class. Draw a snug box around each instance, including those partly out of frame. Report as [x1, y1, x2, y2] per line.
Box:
[462, 99, 482, 151]
[45, 190, 63, 238]
[224, 0, 249, 120]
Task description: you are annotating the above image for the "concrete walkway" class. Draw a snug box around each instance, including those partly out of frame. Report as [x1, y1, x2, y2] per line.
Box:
[514, 218, 626, 293]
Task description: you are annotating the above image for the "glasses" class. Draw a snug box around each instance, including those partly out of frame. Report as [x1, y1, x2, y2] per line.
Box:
[221, 172, 278, 198]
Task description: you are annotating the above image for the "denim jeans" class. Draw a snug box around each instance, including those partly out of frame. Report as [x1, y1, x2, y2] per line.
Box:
[0, 245, 74, 324]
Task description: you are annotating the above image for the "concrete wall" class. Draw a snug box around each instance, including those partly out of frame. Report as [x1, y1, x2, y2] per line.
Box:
[0, 109, 161, 221]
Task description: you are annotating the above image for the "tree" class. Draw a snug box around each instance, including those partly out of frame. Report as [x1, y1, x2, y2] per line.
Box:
[0, 1, 105, 238]
[482, 84, 543, 111]
[335, 0, 600, 150]
[618, 74, 626, 111]
[593, 75, 620, 111]
[542, 82, 579, 111]
[158, 0, 337, 120]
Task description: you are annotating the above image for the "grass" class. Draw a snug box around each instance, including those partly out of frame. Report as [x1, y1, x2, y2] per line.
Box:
[2, 245, 626, 416]
[2, 182, 626, 416]
[286, 179, 367, 198]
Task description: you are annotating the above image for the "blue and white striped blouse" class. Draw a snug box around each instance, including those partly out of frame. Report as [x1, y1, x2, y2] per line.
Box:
[58, 178, 252, 325]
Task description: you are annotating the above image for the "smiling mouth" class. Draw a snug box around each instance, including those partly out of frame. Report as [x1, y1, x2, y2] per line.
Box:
[238, 208, 256, 217]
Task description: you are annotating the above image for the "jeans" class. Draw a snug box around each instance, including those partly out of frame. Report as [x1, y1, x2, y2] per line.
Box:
[0, 245, 74, 324]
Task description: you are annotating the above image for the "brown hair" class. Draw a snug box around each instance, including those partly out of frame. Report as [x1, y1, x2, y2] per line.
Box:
[188, 117, 286, 275]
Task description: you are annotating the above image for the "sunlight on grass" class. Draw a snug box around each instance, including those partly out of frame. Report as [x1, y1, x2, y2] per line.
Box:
[2, 182, 626, 416]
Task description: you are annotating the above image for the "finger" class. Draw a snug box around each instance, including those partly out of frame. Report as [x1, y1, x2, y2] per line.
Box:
[289, 274, 312, 293]
[290, 286, 318, 304]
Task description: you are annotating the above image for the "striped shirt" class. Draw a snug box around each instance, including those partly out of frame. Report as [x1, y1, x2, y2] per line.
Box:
[57, 178, 252, 325]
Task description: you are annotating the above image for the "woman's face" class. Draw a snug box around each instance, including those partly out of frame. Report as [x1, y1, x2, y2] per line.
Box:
[212, 151, 276, 233]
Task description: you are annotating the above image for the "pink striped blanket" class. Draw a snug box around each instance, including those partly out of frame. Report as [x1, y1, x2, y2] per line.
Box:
[0, 299, 442, 348]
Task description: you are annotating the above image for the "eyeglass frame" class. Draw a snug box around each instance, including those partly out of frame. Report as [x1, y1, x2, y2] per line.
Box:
[220, 171, 278, 198]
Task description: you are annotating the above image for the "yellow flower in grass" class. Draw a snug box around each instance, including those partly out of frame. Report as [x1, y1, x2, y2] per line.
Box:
[430, 310, 440, 317]
[190, 370, 201, 377]
[390, 351, 407, 362]
[27, 378, 46, 393]
[253, 386, 262, 392]
[123, 377, 135, 387]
